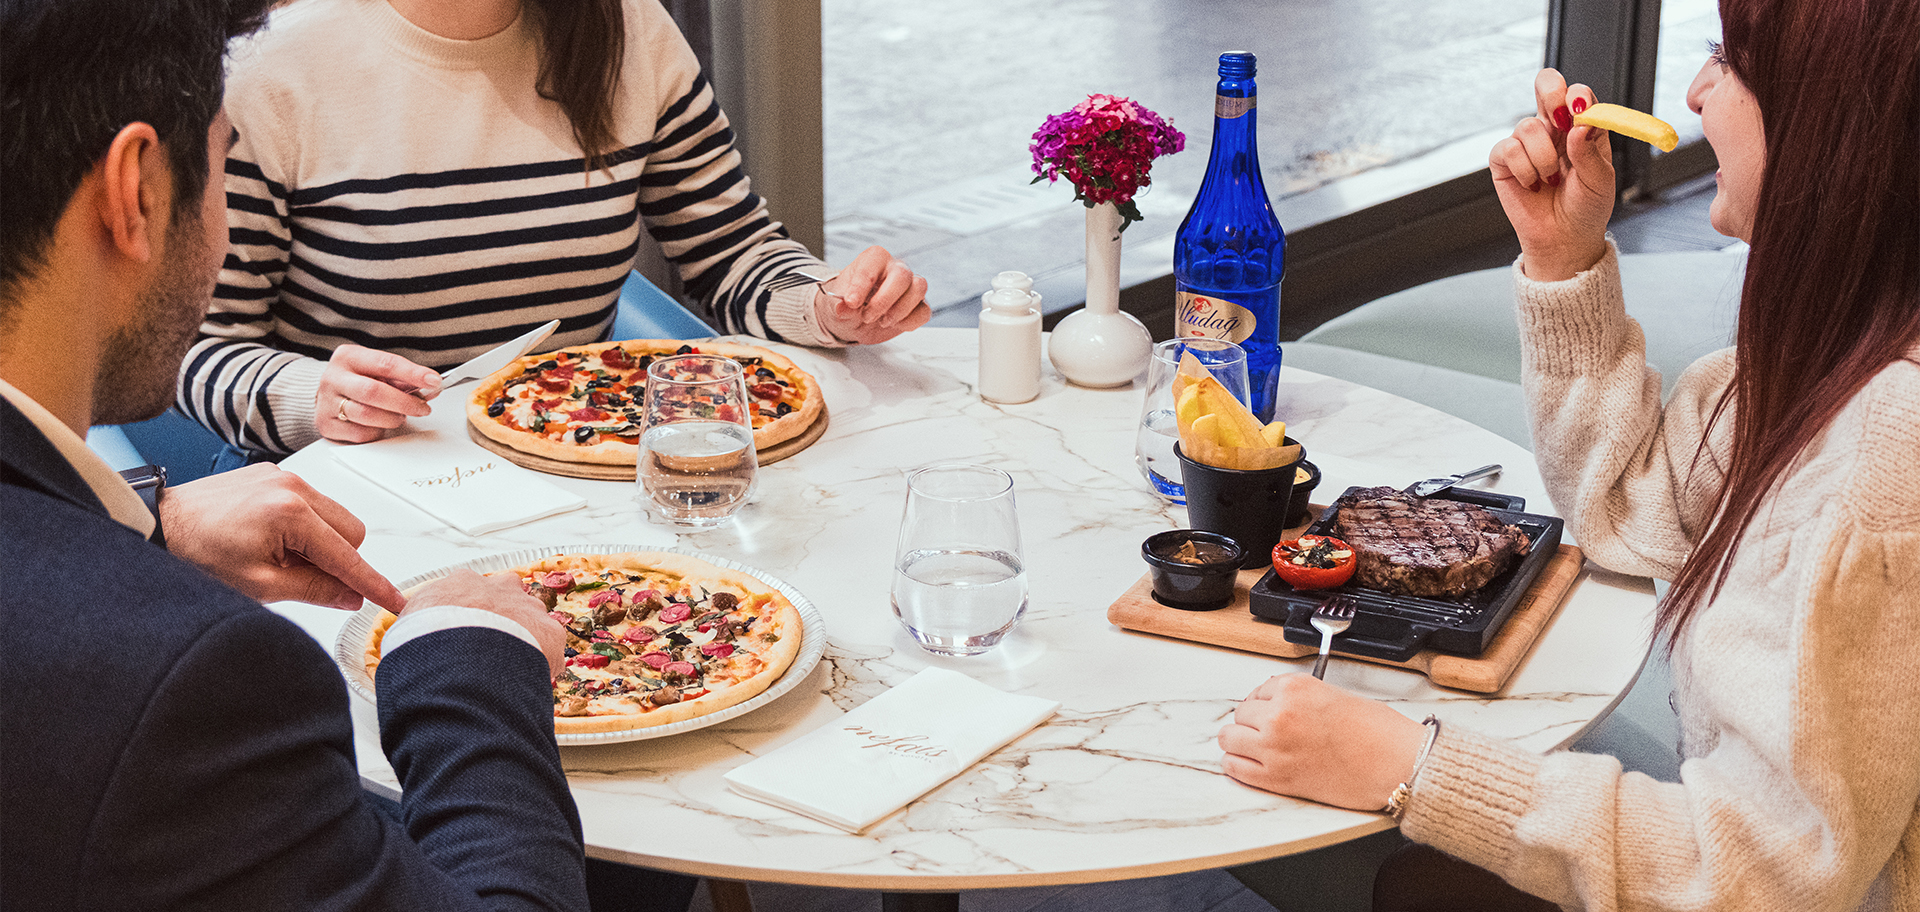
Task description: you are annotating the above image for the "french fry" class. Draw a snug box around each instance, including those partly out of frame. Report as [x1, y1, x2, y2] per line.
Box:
[1170, 366, 1302, 471]
[1260, 420, 1287, 448]
[1572, 103, 1678, 152]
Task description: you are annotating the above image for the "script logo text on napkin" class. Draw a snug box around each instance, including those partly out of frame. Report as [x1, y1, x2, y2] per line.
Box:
[410, 461, 499, 489]
[843, 725, 949, 761]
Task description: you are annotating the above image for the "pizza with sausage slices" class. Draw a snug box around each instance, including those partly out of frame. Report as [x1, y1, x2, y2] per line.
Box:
[468, 340, 823, 466]
[363, 551, 805, 734]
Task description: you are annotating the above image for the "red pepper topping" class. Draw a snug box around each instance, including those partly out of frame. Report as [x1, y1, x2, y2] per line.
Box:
[540, 571, 574, 592]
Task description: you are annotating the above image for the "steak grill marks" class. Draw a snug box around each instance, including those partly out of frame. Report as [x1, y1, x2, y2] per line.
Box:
[1330, 486, 1530, 598]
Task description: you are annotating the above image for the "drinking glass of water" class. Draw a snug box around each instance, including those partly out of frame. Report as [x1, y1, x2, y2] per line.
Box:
[637, 354, 757, 526]
[889, 464, 1027, 656]
[1134, 338, 1250, 503]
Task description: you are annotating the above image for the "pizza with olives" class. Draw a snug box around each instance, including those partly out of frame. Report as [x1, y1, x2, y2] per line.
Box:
[467, 339, 823, 466]
[363, 551, 806, 734]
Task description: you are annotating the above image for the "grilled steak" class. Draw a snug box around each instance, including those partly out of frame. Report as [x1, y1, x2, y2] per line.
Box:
[1330, 486, 1530, 598]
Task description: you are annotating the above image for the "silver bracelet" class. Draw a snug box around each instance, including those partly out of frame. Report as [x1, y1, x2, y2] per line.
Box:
[1383, 715, 1441, 821]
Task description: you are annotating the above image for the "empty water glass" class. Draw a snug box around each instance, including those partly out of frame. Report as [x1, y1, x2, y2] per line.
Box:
[1134, 338, 1251, 503]
[889, 464, 1027, 656]
[636, 354, 758, 525]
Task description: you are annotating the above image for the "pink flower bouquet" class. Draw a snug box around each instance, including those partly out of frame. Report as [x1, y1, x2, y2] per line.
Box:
[1030, 94, 1185, 231]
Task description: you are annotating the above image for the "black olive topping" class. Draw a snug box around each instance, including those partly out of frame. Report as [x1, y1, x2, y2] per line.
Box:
[573, 426, 597, 443]
[486, 400, 506, 417]
[675, 344, 695, 355]
[776, 402, 794, 416]
[755, 367, 776, 379]
[537, 359, 559, 370]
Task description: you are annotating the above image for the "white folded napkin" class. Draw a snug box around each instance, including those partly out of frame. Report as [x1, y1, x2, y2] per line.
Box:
[331, 430, 586, 535]
[725, 667, 1059, 833]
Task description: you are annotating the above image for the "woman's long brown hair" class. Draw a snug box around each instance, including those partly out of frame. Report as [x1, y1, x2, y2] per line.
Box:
[1660, 0, 1920, 639]
[529, 0, 626, 172]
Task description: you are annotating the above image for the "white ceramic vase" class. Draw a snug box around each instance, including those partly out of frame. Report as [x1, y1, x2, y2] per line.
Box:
[1047, 202, 1153, 388]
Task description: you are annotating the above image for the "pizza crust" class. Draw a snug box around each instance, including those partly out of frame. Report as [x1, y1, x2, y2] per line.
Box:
[361, 551, 805, 737]
[467, 339, 824, 467]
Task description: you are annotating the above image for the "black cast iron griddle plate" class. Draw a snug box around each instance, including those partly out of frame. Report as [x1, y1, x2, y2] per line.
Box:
[1248, 486, 1564, 661]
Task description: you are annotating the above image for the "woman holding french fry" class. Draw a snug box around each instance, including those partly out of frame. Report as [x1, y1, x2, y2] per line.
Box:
[1218, 0, 1920, 908]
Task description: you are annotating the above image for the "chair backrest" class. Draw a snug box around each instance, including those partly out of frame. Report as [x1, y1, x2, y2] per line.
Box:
[612, 270, 714, 340]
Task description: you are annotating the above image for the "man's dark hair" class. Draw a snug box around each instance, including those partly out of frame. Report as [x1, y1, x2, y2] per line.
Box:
[0, 0, 272, 299]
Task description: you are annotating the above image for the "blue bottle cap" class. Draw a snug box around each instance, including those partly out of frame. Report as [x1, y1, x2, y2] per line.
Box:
[1218, 51, 1256, 79]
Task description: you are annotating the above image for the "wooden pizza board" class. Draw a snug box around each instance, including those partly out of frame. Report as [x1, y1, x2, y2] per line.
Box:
[466, 404, 830, 481]
[1107, 541, 1586, 694]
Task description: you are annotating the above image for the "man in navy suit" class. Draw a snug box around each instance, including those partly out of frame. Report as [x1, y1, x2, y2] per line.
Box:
[0, 1, 591, 907]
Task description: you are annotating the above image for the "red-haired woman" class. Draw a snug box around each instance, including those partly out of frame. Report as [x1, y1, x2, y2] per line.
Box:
[1218, 0, 1920, 907]
[184, 0, 929, 460]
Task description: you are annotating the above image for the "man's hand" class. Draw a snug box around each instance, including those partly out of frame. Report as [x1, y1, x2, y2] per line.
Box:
[160, 464, 405, 611]
[315, 344, 440, 444]
[813, 245, 931, 344]
[403, 570, 567, 677]
[1217, 673, 1428, 811]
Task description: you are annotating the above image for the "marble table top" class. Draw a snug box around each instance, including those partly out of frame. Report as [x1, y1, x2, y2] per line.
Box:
[273, 327, 1657, 890]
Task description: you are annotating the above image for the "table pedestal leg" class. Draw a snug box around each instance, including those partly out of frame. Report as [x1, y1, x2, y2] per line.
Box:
[881, 891, 959, 912]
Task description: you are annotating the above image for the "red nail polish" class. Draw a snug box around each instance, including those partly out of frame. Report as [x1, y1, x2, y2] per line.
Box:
[1528, 180, 1543, 193]
[1552, 105, 1573, 132]
[1570, 97, 1589, 115]
[1547, 173, 1563, 188]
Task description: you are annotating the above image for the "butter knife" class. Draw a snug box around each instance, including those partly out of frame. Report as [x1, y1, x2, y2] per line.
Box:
[1404, 464, 1502, 498]
[438, 319, 562, 388]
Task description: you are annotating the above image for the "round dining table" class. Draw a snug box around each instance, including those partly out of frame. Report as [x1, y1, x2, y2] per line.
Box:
[271, 326, 1657, 898]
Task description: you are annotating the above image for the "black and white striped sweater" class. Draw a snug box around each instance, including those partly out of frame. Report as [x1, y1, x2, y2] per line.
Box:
[183, 0, 836, 455]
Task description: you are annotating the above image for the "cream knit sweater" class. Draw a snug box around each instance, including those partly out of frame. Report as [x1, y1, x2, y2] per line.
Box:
[1400, 243, 1920, 911]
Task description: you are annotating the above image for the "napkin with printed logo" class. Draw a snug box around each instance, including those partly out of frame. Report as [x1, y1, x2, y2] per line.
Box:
[724, 667, 1059, 833]
[331, 430, 586, 535]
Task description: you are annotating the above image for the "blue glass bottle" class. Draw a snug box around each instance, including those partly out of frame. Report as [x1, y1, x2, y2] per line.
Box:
[1174, 51, 1286, 422]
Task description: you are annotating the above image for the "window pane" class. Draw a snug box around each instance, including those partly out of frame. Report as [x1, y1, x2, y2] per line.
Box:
[823, 1, 1548, 316]
[1651, 0, 1721, 150]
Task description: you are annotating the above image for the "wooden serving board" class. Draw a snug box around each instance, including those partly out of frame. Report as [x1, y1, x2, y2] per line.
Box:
[1107, 542, 1585, 693]
[466, 405, 830, 481]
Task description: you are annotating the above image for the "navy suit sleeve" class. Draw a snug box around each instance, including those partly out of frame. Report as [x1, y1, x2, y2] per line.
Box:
[379, 627, 588, 911]
[79, 610, 586, 911]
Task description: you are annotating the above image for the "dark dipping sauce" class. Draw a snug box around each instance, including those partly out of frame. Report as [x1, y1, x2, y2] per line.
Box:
[1155, 538, 1237, 566]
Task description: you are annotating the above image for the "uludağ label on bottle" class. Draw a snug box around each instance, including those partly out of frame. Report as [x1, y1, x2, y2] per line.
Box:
[1214, 95, 1255, 119]
[1175, 291, 1260, 344]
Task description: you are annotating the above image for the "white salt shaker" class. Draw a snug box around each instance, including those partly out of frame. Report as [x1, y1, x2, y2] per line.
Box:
[977, 271, 1043, 403]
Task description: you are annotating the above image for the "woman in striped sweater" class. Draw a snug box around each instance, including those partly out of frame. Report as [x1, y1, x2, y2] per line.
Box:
[185, 0, 929, 457]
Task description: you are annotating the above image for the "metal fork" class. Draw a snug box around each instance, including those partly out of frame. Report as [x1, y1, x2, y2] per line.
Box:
[1310, 595, 1358, 680]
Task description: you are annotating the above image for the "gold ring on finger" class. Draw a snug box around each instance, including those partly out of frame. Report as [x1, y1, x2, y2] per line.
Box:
[337, 397, 352, 423]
